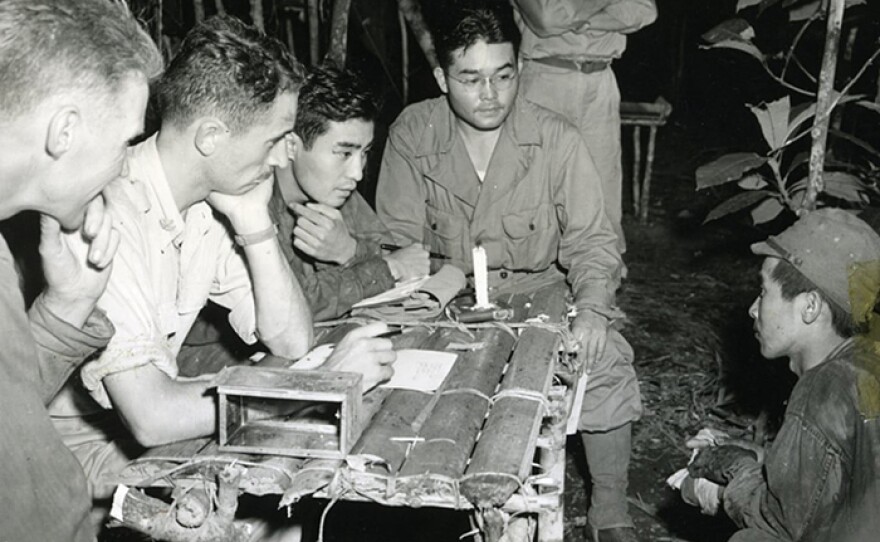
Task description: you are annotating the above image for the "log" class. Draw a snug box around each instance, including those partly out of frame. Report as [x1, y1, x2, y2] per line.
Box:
[461, 284, 568, 507]
[278, 326, 435, 506]
[109, 465, 246, 542]
[397, 327, 516, 481]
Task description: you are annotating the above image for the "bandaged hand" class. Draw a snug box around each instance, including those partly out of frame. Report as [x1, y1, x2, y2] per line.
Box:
[688, 444, 759, 485]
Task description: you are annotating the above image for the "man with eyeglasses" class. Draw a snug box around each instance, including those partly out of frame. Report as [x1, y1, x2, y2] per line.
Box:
[376, 5, 642, 541]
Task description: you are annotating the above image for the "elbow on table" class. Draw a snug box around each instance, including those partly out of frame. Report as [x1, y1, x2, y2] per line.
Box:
[124, 414, 186, 449]
[263, 328, 314, 361]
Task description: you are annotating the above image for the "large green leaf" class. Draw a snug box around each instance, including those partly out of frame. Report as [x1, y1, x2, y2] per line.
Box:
[750, 97, 790, 150]
[702, 39, 765, 63]
[785, 93, 860, 145]
[751, 198, 785, 224]
[701, 18, 755, 44]
[856, 100, 880, 115]
[696, 153, 769, 190]
[823, 171, 868, 203]
[704, 190, 770, 223]
[736, 0, 764, 11]
[738, 174, 769, 190]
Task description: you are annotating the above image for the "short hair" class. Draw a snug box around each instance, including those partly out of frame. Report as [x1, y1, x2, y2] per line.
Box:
[156, 15, 305, 133]
[433, 4, 520, 71]
[770, 258, 861, 338]
[294, 65, 379, 150]
[0, 0, 162, 121]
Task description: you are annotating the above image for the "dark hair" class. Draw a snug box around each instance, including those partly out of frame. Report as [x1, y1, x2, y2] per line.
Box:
[771, 258, 860, 338]
[156, 15, 305, 134]
[0, 0, 162, 120]
[434, 4, 520, 71]
[294, 64, 378, 150]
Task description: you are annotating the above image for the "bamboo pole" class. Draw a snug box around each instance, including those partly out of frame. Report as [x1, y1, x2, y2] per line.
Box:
[460, 284, 568, 508]
[250, 0, 264, 32]
[308, 0, 320, 65]
[396, 0, 439, 71]
[193, 0, 204, 23]
[399, 8, 409, 104]
[325, 0, 352, 68]
[214, 0, 225, 16]
[804, 0, 845, 212]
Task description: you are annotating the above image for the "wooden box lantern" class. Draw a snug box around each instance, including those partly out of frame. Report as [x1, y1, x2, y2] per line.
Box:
[215, 366, 362, 459]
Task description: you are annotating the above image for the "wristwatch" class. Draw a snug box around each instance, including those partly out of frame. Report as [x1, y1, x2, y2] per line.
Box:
[234, 223, 279, 247]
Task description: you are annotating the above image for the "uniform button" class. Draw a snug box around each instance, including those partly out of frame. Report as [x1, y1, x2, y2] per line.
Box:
[529, 223, 536, 231]
[431, 223, 437, 230]
[500, 271, 508, 279]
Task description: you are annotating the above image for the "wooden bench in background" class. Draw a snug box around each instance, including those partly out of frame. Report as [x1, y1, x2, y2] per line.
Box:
[621, 98, 673, 224]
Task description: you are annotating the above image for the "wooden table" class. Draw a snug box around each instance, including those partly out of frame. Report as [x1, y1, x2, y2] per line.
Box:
[113, 282, 579, 542]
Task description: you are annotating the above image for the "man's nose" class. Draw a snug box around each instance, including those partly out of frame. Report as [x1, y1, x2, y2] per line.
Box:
[748, 297, 759, 319]
[479, 77, 498, 99]
[348, 153, 366, 181]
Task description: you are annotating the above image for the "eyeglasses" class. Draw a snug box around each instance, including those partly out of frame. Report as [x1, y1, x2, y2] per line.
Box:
[445, 70, 518, 92]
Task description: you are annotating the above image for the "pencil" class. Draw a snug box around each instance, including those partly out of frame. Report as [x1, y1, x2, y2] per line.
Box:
[380, 243, 451, 260]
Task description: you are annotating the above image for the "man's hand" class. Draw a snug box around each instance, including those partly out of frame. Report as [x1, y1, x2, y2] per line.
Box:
[572, 310, 609, 370]
[206, 177, 275, 233]
[40, 196, 120, 328]
[382, 243, 430, 281]
[688, 444, 759, 485]
[290, 202, 357, 264]
[322, 321, 396, 392]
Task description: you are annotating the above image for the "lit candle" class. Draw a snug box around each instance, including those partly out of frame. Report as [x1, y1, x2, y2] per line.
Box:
[472, 245, 490, 308]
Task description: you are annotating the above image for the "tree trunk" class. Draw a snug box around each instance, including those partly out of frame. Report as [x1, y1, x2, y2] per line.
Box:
[396, 0, 438, 71]
[325, 0, 352, 67]
[804, 0, 845, 212]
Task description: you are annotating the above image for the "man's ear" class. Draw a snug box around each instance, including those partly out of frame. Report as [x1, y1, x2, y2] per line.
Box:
[287, 132, 303, 161]
[46, 106, 80, 159]
[193, 118, 229, 157]
[433, 67, 449, 94]
[801, 291, 824, 325]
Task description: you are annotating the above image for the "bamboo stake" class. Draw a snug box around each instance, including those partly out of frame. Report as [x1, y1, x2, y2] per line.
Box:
[308, 0, 320, 65]
[399, 8, 409, 104]
[396, 0, 439, 71]
[325, 0, 352, 67]
[193, 0, 204, 23]
[250, 0, 264, 31]
[214, 0, 225, 16]
[804, 0, 845, 212]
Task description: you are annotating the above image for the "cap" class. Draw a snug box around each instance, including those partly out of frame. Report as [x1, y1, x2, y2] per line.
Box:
[751, 208, 880, 319]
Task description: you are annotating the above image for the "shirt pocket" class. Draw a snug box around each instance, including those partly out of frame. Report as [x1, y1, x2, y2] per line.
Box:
[501, 204, 557, 268]
[424, 204, 467, 260]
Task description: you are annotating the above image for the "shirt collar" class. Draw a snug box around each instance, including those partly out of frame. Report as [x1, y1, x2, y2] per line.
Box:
[413, 95, 543, 158]
[127, 134, 213, 249]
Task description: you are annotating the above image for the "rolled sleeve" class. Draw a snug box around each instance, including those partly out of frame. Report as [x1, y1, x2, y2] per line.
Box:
[28, 298, 114, 404]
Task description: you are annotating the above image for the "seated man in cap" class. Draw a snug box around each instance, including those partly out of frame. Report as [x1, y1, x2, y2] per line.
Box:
[687, 208, 880, 542]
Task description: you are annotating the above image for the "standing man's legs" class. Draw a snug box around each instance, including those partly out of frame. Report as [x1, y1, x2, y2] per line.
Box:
[519, 63, 625, 255]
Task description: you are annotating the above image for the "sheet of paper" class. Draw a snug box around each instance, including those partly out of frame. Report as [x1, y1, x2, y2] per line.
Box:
[381, 349, 458, 392]
[351, 276, 431, 308]
[290, 345, 457, 393]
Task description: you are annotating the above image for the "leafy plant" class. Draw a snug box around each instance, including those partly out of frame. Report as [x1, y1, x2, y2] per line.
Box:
[696, 0, 880, 224]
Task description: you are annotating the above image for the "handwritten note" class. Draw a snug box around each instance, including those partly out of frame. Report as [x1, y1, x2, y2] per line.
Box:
[351, 276, 431, 309]
[381, 349, 458, 392]
[289, 346, 457, 393]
